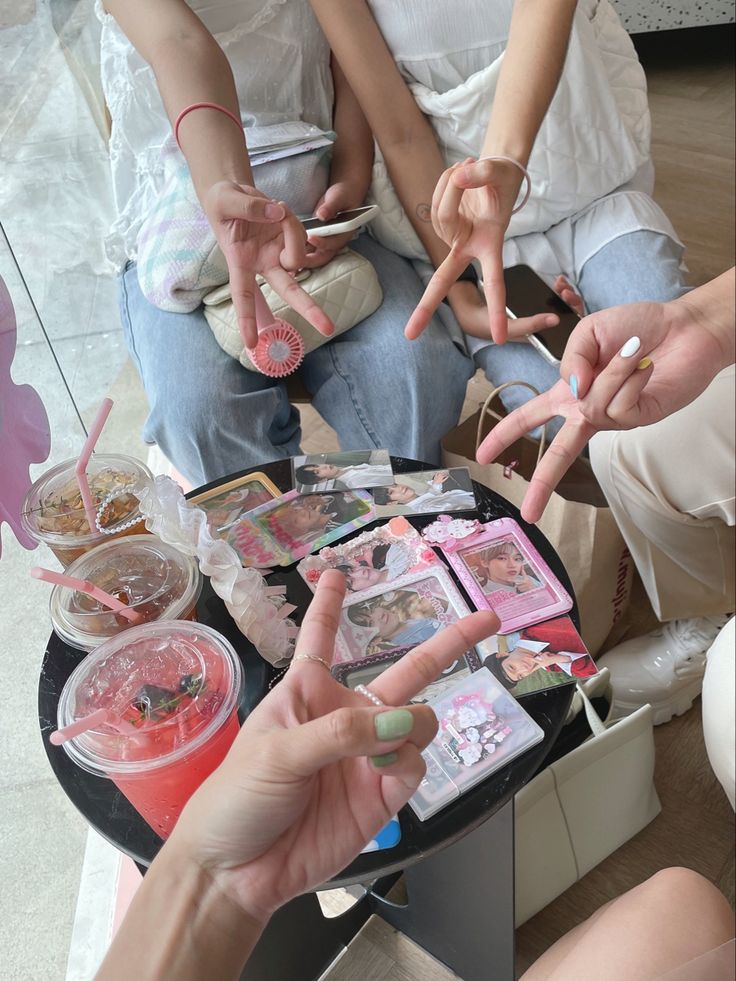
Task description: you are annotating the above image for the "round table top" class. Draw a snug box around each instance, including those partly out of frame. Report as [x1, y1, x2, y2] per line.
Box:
[39, 457, 575, 887]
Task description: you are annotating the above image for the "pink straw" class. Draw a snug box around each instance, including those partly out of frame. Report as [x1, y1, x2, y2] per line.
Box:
[31, 566, 142, 622]
[50, 708, 113, 746]
[75, 397, 114, 533]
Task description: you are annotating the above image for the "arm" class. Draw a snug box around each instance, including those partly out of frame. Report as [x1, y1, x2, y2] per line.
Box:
[309, 0, 576, 341]
[302, 57, 376, 268]
[97, 572, 498, 980]
[478, 269, 736, 522]
[104, 0, 332, 346]
[422, 0, 578, 341]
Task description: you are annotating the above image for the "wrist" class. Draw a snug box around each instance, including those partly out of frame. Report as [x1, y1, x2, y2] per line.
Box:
[673, 284, 736, 372]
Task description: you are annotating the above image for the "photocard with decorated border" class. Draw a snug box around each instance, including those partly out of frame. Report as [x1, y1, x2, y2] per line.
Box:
[478, 615, 597, 697]
[371, 467, 477, 518]
[292, 449, 394, 494]
[334, 566, 472, 665]
[225, 488, 374, 567]
[439, 517, 572, 633]
[297, 516, 442, 594]
[189, 471, 281, 541]
[331, 643, 483, 704]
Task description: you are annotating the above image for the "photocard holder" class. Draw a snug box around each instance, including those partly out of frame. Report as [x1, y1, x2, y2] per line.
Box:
[297, 516, 442, 594]
[334, 566, 472, 665]
[409, 667, 545, 821]
[439, 517, 572, 633]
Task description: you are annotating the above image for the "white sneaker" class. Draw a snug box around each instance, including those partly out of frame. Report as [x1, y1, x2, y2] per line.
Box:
[597, 614, 732, 725]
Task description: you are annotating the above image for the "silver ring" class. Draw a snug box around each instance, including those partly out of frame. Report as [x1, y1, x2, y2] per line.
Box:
[291, 653, 331, 671]
[354, 684, 385, 707]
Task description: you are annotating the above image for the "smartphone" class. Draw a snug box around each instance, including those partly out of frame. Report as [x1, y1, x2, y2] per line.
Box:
[301, 204, 379, 238]
[503, 264, 580, 365]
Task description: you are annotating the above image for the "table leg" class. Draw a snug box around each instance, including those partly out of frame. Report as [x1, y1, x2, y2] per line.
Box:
[372, 801, 515, 981]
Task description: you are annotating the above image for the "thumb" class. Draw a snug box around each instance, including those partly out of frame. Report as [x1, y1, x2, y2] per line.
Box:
[315, 184, 349, 221]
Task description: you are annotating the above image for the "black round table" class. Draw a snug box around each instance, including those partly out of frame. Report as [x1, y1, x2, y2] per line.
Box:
[39, 458, 575, 887]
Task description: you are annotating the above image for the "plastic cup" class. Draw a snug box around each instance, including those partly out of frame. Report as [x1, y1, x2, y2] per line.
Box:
[21, 454, 154, 568]
[49, 536, 203, 652]
[56, 621, 243, 839]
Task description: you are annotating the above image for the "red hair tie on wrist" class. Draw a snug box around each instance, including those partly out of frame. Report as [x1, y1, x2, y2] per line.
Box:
[174, 102, 244, 149]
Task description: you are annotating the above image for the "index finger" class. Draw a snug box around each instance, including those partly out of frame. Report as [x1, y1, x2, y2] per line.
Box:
[404, 251, 468, 340]
[520, 418, 595, 523]
[476, 390, 556, 463]
[293, 569, 347, 667]
[370, 611, 498, 705]
[479, 238, 507, 344]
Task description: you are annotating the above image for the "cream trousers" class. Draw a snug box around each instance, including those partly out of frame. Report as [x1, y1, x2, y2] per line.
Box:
[590, 365, 735, 622]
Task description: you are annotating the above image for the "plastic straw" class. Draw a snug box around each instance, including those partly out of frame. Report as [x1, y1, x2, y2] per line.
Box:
[50, 708, 113, 746]
[31, 566, 142, 622]
[75, 397, 114, 533]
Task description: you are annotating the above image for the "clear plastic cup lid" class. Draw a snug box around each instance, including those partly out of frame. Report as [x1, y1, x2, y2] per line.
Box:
[56, 621, 242, 777]
[50, 536, 203, 651]
[21, 454, 153, 547]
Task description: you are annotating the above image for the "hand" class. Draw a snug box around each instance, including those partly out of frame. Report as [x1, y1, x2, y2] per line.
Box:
[302, 182, 362, 270]
[515, 574, 536, 593]
[172, 570, 498, 923]
[554, 275, 585, 317]
[448, 281, 561, 341]
[406, 158, 524, 344]
[476, 299, 728, 522]
[202, 181, 334, 348]
[434, 470, 450, 484]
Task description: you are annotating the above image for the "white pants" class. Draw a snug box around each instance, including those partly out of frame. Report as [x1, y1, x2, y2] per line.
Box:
[590, 366, 735, 623]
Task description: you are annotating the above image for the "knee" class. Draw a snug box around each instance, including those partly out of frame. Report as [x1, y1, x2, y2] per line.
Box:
[703, 617, 736, 809]
[642, 868, 733, 929]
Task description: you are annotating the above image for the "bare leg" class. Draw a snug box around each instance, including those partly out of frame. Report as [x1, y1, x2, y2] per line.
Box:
[521, 868, 735, 981]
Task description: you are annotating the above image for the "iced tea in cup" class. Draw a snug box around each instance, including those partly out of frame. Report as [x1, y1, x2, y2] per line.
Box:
[56, 621, 243, 839]
[49, 536, 203, 652]
[21, 454, 153, 567]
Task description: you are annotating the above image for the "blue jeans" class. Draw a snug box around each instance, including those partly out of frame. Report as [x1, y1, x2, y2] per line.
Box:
[474, 230, 688, 436]
[119, 235, 474, 486]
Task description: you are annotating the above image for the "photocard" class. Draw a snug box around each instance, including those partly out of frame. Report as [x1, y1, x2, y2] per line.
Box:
[190, 472, 281, 540]
[335, 567, 471, 664]
[441, 517, 572, 632]
[292, 449, 394, 494]
[371, 468, 477, 518]
[297, 516, 441, 594]
[478, 616, 597, 697]
[331, 643, 483, 704]
[225, 488, 374, 567]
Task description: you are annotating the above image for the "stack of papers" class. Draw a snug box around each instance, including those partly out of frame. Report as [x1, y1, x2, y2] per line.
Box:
[246, 121, 335, 167]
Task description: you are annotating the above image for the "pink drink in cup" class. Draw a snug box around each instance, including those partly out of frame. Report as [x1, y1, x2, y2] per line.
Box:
[56, 621, 242, 838]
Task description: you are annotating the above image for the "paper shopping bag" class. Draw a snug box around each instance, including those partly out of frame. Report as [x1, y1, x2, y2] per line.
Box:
[441, 383, 633, 656]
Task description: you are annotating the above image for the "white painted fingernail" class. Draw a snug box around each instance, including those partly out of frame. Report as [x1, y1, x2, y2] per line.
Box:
[619, 336, 641, 358]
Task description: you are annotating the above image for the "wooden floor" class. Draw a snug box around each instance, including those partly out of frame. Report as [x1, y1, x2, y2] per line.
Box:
[316, 24, 735, 981]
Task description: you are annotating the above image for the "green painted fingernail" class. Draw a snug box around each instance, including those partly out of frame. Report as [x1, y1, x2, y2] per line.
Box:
[371, 752, 399, 768]
[374, 709, 414, 741]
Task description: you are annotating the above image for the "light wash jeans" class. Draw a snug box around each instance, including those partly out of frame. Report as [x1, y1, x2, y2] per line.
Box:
[120, 235, 474, 486]
[473, 230, 689, 436]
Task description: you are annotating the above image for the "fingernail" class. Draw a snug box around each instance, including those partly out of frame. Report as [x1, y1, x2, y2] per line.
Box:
[371, 752, 399, 768]
[569, 374, 579, 399]
[265, 202, 285, 220]
[374, 709, 414, 741]
[545, 315, 558, 326]
[637, 356, 652, 370]
[619, 336, 641, 358]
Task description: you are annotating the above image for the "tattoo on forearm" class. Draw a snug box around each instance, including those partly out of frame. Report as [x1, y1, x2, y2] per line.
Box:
[416, 203, 431, 223]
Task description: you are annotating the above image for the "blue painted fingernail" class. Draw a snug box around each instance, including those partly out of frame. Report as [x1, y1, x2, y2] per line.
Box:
[569, 374, 578, 399]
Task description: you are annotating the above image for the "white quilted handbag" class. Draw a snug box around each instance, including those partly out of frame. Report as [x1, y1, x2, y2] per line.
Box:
[202, 247, 382, 373]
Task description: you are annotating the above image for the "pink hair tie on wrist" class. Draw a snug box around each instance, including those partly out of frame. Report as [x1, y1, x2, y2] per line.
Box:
[476, 155, 532, 214]
[174, 102, 244, 149]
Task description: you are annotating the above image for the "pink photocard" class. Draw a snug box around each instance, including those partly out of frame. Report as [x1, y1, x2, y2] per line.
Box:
[438, 517, 572, 633]
[297, 516, 442, 595]
[334, 567, 471, 665]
